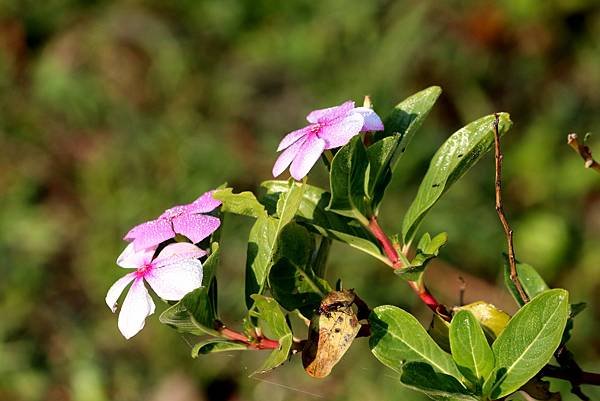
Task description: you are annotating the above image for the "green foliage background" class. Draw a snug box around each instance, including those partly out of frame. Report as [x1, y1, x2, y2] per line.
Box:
[0, 1, 599, 400]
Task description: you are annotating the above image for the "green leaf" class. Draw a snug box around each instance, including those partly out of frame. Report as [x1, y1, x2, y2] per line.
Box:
[261, 180, 386, 264]
[245, 216, 279, 305]
[375, 86, 442, 149]
[159, 301, 209, 336]
[369, 305, 464, 381]
[191, 339, 248, 357]
[503, 260, 550, 307]
[485, 289, 569, 399]
[183, 243, 220, 326]
[245, 181, 304, 306]
[450, 310, 495, 390]
[366, 135, 400, 209]
[269, 223, 331, 317]
[276, 179, 306, 223]
[369, 86, 442, 209]
[212, 188, 266, 218]
[400, 362, 478, 401]
[159, 243, 221, 336]
[455, 302, 511, 341]
[396, 232, 448, 281]
[394, 265, 428, 282]
[327, 136, 371, 224]
[429, 314, 452, 353]
[402, 113, 513, 243]
[250, 295, 293, 374]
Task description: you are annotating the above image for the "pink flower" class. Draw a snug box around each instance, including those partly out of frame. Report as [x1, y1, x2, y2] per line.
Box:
[124, 191, 221, 251]
[106, 242, 207, 339]
[272, 101, 384, 180]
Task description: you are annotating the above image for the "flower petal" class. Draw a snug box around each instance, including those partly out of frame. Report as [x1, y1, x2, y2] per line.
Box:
[276, 126, 312, 151]
[319, 113, 364, 149]
[172, 214, 221, 244]
[289, 135, 326, 180]
[118, 278, 155, 339]
[185, 191, 222, 214]
[153, 242, 207, 267]
[306, 101, 355, 124]
[116, 242, 156, 269]
[145, 259, 203, 301]
[106, 272, 136, 312]
[351, 107, 384, 131]
[272, 136, 306, 178]
[124, 218, 175, 251]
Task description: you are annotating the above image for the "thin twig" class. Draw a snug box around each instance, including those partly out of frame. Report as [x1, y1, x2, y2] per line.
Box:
[493, 113, 529, 304]
[567, 133, 600, 173]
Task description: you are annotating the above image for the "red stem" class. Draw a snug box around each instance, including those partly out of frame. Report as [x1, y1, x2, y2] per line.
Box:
[368, 217, 402, 268]
[368, 216, 450, 319]
[220, 327, 280, 350]
[256, 337, 281, 350]
[220, 327, 249, 342]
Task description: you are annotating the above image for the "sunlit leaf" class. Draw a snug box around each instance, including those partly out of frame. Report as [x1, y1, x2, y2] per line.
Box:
[402, 113, 512, 243]
[369, 305, 463, 381]
[455, 301, 510, 341]
[450, 310, 494, 390]
[369, 86, 442, 209]
[212, 187, 266, 218]
[485, 289, 569, 399]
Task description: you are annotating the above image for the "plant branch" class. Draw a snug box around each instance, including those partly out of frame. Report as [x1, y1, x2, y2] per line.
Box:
[567, 133, 600, 173]
[542, 364, 600, 400]
[368, 216, 451, 320]
[548, 344, 600, 400]
[493, 113, 529, 304]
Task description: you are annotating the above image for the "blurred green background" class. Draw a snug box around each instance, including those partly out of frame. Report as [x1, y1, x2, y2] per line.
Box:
[1, 0, 599, 400]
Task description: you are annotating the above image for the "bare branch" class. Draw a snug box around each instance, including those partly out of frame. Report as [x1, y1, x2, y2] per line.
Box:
[567, 133, 600, 173]
[493, 113, 529, 304]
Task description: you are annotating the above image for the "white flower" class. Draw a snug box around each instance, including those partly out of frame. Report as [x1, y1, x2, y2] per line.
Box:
[106, 242, 206, 339]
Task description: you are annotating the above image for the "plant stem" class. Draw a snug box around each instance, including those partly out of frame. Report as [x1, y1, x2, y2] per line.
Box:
[368, 216, 450, 320]
[567, 133, 600, 173]
[220, 327, 280, 350]
[493, 113, 529, 304]
[549, 344, 599, 400]
[368, 216, 401, 268]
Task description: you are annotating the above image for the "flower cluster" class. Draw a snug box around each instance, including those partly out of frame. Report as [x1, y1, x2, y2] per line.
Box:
[108, 99, 383, 339]
[107, 191, 221, 338]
